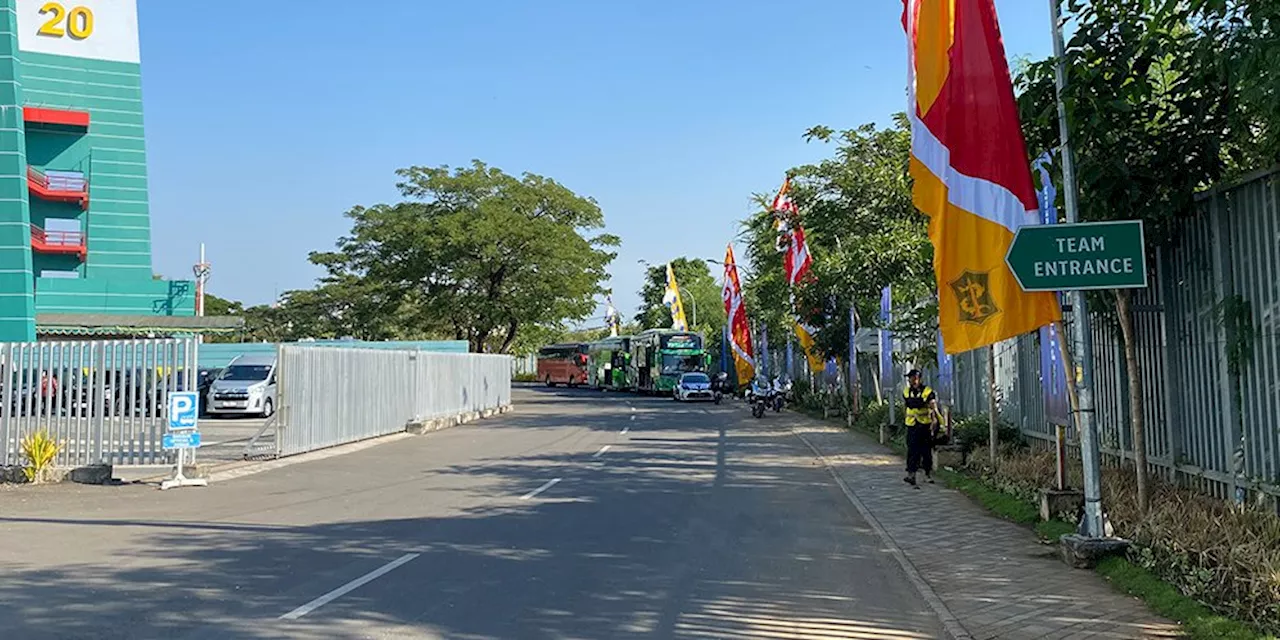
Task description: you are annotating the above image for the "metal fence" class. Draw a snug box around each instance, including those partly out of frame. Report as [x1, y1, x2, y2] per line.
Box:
[512, 354, 536, 377]
[0, 337, 198, 468]
[949, 167, 1280, 503]
[247, 346, 511, 459]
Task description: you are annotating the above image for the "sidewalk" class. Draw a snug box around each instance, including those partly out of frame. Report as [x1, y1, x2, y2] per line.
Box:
[785, 414, 1182, 640]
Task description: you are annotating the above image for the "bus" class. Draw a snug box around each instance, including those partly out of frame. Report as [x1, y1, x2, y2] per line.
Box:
[536, 343, 589, 387]
[587, 336, 631, 390]
[630, 329, 708, 394]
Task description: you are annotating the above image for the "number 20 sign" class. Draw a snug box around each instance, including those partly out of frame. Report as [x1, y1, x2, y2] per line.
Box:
[37, 2, 94, 40]
[17, 0, 141, 65]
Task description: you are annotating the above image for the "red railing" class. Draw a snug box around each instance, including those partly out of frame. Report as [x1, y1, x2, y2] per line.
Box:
[27, 167, 88, 209]
[30, 224, 86, 260]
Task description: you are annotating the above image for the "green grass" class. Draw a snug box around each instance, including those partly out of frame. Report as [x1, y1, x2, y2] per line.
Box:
[935, 468, 1040, 525]
[1095, 557, 1277, 640]
[1034, 519, 1077, 541]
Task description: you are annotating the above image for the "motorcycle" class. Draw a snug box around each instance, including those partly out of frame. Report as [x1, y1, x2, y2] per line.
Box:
[750, 380, 771, 418]
[771, 378, 792, 412]
[712, 372, 729, 405]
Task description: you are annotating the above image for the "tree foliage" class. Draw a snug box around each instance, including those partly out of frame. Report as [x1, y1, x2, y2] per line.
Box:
[634, 258, 725, 336]
[309, 161, 619, 353]
[740, 116, 935, 364]
[1014, 0, 1280, 513]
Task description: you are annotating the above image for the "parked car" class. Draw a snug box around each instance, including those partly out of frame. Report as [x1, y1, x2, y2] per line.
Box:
[673, 372, 714, 402]
[207, 355, 277, 418]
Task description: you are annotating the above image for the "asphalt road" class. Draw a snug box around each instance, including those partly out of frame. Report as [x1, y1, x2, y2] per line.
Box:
[0, 387, 946, 640]
[197, 416, 270, 461]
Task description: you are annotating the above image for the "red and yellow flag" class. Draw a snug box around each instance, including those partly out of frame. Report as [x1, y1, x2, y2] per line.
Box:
[904, 0, 1060, 354]
[721, 245, 756, 387]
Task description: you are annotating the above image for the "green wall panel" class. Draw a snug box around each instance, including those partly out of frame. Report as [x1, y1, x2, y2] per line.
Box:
[35, 277, 195, 316]
[0, 29, 193, 326]
[0, 0, 36, 340]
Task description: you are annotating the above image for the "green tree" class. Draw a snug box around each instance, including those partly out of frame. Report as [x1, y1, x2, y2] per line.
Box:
[311, 161, 619, 353]
[741, 117, 934, 371]
[1016, 0, 1252, 512]
[635, 257, 724, 337]
[203, 293, 243, 317]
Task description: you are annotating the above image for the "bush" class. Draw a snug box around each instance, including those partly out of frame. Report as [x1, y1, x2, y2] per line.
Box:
[20, 429, 61, 484]
[513, 373, 538, 383]
[972, 448, 1280, 633]
[951, 414, 1023, 455]
[853, 401, 889, 434]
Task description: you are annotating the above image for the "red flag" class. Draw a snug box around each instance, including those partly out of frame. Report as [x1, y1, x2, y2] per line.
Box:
[721, 245, 756, 387]
[905, 0, 1061, 353]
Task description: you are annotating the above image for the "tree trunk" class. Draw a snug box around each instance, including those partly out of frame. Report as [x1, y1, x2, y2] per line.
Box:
[1114, 289, 1149, 513]
[497, 320, 519, 354]
[988, 345, 998, 468]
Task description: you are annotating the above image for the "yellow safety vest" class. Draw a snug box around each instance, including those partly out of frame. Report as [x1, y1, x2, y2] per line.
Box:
[903, 385, 936, 426]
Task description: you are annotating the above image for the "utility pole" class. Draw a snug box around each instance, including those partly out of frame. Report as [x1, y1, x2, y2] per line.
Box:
[193, 243, 209, 317]
[1050, 0, 1105, 539]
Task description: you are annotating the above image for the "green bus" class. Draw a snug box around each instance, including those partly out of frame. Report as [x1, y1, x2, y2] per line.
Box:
[630, 329, 708, 394]
[587, 336, 632, 390]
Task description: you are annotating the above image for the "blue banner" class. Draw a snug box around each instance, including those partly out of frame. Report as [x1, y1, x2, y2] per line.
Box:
[879, 286, 893, 392]
[1033, 151, 1070, 427]
[849, 305, 858, 402]
[936, 330, 954, 406]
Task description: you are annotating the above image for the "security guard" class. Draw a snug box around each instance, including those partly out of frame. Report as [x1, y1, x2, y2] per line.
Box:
[902, 369, 939, 487]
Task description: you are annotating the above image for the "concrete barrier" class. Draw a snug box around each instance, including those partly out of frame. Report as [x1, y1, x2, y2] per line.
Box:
[0, 463, 113, 485]
[406, 404, 513, 435]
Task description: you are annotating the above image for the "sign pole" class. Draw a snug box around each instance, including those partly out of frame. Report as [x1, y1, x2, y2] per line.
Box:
[1050, 0, 1104, 538]
[160, 391, 207, 491]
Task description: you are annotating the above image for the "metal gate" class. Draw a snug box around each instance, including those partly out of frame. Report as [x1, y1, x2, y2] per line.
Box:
[0, 338, 198, 468]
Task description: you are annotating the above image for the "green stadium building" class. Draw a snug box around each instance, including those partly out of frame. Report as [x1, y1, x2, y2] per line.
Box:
[0, 0, 213, 341]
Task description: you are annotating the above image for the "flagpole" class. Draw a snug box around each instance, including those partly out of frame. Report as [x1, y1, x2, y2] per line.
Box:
[1050, 0, 1104, 539]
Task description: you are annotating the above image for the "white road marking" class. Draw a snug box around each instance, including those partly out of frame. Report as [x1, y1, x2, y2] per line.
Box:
[521, 478, 562, 500]
[630, 415, 636, 421]
[593, 445, 611, 458]
[279, 553, 419, 620]
[621, 426, 630, 435]
[630, 407, 636, 412]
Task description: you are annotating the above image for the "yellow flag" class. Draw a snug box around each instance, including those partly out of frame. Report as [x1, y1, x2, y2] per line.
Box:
[662, 263, 688, 331]
[906, 0, 1061, 353]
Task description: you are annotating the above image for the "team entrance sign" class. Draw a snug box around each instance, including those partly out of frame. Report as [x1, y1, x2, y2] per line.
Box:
[1006, 220, 1148, 292]
[16, 0, 140, 63]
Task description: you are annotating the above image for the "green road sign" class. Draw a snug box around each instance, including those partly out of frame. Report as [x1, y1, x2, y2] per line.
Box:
[1006, 220, 1148, 292]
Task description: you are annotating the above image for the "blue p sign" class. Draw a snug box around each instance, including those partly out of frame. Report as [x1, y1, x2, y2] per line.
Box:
[167, 391, 199, 430]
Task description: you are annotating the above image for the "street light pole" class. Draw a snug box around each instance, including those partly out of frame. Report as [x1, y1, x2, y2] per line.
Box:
[682, 290, 697, 330]
[1050, 0, 1104, 539]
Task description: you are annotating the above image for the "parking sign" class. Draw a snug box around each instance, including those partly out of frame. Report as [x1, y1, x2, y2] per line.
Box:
[167, 391, 199, 430]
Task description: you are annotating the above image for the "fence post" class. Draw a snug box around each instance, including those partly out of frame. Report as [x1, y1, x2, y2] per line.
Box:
[1209, 194, 1245, 504]
[1156, 246, 1184, 477]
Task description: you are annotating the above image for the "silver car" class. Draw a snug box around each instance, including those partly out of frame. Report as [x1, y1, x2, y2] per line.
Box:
[206, 354, 277, 417]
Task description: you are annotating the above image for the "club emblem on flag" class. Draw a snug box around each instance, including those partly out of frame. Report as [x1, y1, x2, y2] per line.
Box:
[949, 270, 999, 325]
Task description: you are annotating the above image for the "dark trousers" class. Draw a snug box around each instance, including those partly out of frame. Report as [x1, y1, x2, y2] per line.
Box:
[906, 424, 934, 475]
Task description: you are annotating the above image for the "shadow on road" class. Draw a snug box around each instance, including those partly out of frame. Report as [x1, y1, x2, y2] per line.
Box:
[0, 390, 941, 640]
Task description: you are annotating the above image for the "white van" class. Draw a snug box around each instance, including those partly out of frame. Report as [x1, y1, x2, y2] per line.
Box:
[206, 354, 277, 417]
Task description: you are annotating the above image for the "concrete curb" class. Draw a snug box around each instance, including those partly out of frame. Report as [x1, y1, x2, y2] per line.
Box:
[0, 463, 114, 485]
[406, 404, 513, 435]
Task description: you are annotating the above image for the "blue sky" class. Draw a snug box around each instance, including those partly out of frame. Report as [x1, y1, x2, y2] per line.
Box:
[140, 0, 1053, 323]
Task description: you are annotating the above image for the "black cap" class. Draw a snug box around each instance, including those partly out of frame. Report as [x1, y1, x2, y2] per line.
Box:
[905, 369, 922, 378]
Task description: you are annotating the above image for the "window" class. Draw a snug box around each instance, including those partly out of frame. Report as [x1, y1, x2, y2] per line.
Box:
[661, 354, 704, 375]
[218, 365, 272, 382]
